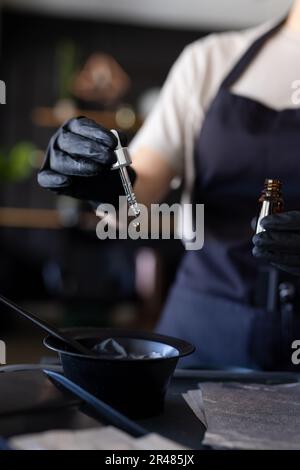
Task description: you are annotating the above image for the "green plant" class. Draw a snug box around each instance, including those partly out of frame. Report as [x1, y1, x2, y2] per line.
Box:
[0, 142, 36, 181]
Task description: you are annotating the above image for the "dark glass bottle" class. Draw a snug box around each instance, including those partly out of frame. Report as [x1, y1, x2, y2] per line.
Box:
[256, 179, 284, 234]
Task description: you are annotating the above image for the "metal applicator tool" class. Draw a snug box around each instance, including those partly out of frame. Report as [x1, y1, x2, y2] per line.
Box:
[110, 129, 140, 227]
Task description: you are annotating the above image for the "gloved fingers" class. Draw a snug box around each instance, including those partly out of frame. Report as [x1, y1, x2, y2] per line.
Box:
[39, 130, 60, 171]
[65, 117, 118, 148]
[65, 170, 125, 203]
[50, 149, 107, 177]
[56, 130, 117, 166]
[252, 246, 300, 266]
[261, 211, 300, 231]
[37, 169, 71, 189]
[253, 231, 300, 254]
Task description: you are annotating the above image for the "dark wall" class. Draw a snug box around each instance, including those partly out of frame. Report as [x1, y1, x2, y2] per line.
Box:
[0, 8, 209, 302]
[0, 8, 208, 157]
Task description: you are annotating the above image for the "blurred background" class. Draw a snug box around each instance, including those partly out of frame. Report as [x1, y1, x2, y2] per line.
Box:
[0, 0, 292, 363]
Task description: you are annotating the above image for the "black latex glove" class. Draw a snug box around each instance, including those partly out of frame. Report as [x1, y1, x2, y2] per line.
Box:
[37, 116, 136, 206]
[252, 211, 300, 275]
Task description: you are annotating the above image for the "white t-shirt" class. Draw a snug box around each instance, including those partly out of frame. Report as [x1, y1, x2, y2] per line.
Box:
[129, 19, 300, 199]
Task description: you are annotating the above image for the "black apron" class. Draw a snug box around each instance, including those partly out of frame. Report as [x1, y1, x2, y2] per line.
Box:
[156, 19, 300, 370]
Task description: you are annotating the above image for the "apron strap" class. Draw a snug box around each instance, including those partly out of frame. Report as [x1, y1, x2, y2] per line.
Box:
[221, 17, 287, 89]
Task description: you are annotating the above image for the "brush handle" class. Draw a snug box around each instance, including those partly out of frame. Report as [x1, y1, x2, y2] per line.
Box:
[0, 293, 94, 357]
[44, 369, 148, 438]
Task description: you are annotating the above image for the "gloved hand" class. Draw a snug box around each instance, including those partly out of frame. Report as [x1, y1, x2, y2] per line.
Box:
[252, 211, 300, 275]
[37, 116, 136, 206]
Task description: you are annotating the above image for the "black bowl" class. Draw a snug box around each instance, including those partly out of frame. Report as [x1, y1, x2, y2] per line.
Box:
[44, 327, 195, 418]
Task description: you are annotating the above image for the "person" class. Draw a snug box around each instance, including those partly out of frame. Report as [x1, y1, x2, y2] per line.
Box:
[38, 1, 300, 370]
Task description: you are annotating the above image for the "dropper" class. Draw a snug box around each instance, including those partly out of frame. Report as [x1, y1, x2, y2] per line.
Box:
[110, 129, 140, 227]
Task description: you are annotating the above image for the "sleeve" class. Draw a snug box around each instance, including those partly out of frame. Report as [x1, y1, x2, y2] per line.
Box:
[129, 44, 196, 176]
